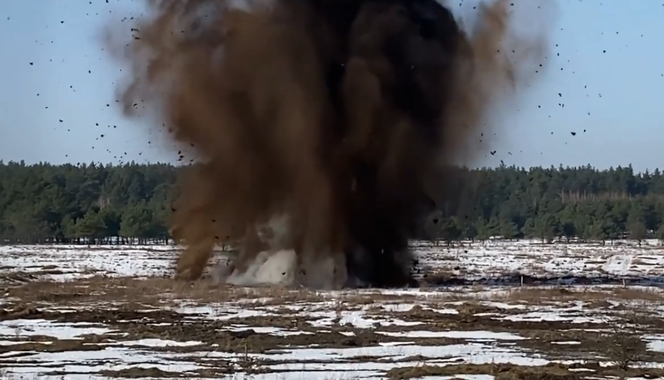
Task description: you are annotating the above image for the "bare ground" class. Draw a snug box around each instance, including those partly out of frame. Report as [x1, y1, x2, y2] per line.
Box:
[2, 274, 664, 379]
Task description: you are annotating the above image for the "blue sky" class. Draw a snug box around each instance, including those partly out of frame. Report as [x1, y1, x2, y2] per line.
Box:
[0, 0, 663, 171]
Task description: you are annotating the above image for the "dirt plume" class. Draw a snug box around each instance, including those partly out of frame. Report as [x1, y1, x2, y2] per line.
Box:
[112, 0, 553, 288]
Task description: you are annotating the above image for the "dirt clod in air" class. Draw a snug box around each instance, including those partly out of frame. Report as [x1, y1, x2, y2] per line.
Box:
[111, 0, 553, 288]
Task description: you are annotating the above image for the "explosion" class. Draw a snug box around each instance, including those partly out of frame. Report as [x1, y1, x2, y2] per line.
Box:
[113, 0, 553, 289]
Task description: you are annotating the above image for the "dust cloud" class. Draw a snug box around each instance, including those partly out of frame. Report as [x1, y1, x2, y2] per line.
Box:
[111, 0, 554, 289]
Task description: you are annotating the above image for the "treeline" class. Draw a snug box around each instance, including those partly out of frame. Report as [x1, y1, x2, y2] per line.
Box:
[0, 161, 175, 244]
[2, 161, 664, 245]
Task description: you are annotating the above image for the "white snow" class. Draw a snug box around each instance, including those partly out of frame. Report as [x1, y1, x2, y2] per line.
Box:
[375, 330, 526, 341]
[0, 319, 112, 340]
[3, 240, 664, 379]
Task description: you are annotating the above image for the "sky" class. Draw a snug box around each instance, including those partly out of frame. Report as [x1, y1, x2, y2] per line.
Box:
[0, 0, 663, 171]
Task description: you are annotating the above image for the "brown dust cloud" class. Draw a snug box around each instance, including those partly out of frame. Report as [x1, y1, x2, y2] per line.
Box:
[112, 0, 555, 289]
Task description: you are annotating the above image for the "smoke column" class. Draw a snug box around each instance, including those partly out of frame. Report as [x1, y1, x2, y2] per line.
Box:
[112, 0, 553, 289]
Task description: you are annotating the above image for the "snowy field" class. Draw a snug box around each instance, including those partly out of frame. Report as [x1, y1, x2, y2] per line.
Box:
[2, 241, 664, 379]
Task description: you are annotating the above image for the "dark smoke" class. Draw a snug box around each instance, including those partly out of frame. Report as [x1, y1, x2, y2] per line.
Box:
[112, 0, 552, 288]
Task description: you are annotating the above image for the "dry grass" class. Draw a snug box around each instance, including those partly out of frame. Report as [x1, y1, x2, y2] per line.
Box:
[386, 361, 664, 380]
[496, 286, 664, 303]
[602, 312, 649, 374]
[3, 275, 448, 310]
[4, 276, 664, 380]
[5, 273, 664, 316]
[4, 276, 319, 306]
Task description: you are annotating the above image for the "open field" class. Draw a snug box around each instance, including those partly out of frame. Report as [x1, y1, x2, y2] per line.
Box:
[2, 241, 664, 379]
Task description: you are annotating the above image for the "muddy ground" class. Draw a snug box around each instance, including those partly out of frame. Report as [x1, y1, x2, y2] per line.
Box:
[2, 273, 664, 379]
